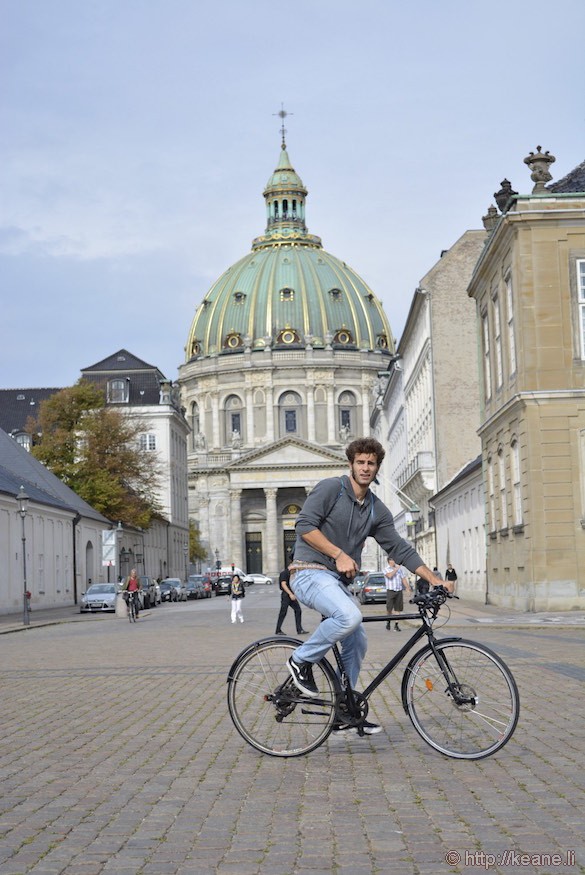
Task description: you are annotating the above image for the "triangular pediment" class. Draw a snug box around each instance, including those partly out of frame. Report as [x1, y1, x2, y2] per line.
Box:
[227, 437, 345, 470]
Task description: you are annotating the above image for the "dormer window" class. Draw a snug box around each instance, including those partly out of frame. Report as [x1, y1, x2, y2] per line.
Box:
[376, 334, 389, 349]
[329, 288, 342, 300]
[276, 327, 301, 345]
[233, 291, 246, 304]
[333, 328, 353, 346]
[224, 332, 243, 350]
[280, 287, 295, 301]
[107, 379, 128, 403]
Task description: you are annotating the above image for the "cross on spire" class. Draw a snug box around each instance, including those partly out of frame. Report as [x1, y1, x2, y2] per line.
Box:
[273, 103, 292, 148]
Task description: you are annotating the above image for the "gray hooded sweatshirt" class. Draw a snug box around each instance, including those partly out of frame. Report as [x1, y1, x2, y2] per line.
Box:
[294, 475, 423, 575]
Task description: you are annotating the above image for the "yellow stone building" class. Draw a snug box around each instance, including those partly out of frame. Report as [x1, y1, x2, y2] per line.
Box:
[468, 150, 585, 609]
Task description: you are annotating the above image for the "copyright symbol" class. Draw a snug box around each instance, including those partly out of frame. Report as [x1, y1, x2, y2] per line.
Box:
[445, 850, 461, 865]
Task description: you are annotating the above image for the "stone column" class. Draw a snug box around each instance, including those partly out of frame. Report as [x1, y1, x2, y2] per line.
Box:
[362, 388, 370, 435]
[245, 387, 254, 446]
[198, 496, 210, 562]
[326, 385, 336, 444]
[306, 383, 316, 442]
[266, 386, 275, 442]
[264, 487, 278, 577]
[211, 393, 220, 449]
[229, 489, 243, 569]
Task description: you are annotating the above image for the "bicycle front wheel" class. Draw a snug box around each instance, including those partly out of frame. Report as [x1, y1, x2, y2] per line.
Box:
[402, 639, 519, 760]
[227, 639, 338, 758]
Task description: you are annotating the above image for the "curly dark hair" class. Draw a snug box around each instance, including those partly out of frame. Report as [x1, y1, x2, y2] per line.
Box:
[345, 437, 386, 466]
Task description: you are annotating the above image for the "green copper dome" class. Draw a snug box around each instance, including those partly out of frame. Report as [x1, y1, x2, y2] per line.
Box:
[186, 142, 394, 359]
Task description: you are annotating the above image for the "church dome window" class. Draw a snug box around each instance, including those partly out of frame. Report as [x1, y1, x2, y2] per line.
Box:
[190, 340, 201, 357]
[329, 288, 343, 300]
[276, 327, 301, 346]
[233, 291, 246, 304]
[224, 332, 243, 350]
[376, 334, 389, 349]
[279, 287, 295, 301]
[333, 328, 354, 346]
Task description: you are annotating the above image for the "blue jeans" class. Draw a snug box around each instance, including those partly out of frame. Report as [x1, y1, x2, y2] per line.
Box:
[289, 568, 367, 689]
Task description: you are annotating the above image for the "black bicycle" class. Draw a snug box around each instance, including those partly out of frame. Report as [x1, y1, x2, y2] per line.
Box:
[227, 586, 519, 760]
[123, 590, 139, 623]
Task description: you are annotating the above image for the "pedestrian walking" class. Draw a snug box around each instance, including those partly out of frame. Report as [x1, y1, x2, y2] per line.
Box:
[229, 573, 245, 623]
[384, 557, 409, 631]
[275, 564, 307, 635]
[445, 563, 458, 591]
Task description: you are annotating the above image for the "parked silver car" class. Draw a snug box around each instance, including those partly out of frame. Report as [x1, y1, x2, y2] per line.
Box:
[139, 576, 161, 608]
[79, 583, 118, 613]
[165, 578, 187, 602]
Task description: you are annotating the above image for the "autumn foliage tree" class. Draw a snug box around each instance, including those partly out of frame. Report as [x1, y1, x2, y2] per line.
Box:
[28, 381, 161, 528]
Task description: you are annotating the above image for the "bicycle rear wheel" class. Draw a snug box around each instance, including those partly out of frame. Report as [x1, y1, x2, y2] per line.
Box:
[402, 639, 519, 760]
[227, 638, 338, 757]
[127, 597, 136, 622]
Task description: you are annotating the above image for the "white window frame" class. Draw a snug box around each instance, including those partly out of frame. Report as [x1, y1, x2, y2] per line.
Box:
[578, 259, 585, 360]
[107, 379, 128, 403]
[482, 311, 492, 399]
[139, 433, 157, 452]
[511, 440, 522, 526]
[487, 457, 495, 532]
[498, 451, 508, 530]
[493, 292, 503, 389]
[505, 275, 517, 375]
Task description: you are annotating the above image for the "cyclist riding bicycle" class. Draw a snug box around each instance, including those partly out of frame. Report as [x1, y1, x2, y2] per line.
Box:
[287, 437, 444, 734]
[122, 568, 142, 619]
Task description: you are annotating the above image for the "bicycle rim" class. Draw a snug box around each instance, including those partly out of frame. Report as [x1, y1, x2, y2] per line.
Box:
[227, 640, 337, 757]
[403, 640, 519, 760]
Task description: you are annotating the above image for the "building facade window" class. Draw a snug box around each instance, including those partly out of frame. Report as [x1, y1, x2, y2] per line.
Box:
[493, 292, 503, 389]
[139, 433, 157, 451]
[511, 439, 522, 526]
[224, 394, 244, 445]
[505, 275, 517, 375]
[487, 456, 495, 532]
[107, 379, 128, 403]
[578, 259, 585, 360]
[498, 450, 508, 530]
[278, 391, 302, 438]
[482, 311, 492, 400]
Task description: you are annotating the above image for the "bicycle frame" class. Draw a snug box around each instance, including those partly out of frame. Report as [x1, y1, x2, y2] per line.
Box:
[328, 610, 462, 715]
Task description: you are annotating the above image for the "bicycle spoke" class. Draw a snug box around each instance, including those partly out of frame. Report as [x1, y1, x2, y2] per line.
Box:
[227, 640, 337, 757]
[403, 640, 519, 760]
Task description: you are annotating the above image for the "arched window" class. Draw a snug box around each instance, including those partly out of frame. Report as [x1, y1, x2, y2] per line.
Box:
[338, 391, 356, 440]
[278, 391, 303, 439]
[191, 402, 200, 450]
[107, 379, 128, 403]
[224, 394, 244, 446]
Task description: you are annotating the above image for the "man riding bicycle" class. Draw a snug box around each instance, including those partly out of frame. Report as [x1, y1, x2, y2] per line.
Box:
[287, 437, 444, 734]
[122, 568, 142, 619]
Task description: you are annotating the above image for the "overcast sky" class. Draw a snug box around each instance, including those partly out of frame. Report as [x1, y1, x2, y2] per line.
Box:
[1, 0, 584, 389]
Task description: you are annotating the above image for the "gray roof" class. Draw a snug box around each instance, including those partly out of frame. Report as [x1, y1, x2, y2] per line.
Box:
[0, 388, 62, 436]
[81, 348, 173, 407]
[0, 428, 110, 524]
[549, 159, 585, 194]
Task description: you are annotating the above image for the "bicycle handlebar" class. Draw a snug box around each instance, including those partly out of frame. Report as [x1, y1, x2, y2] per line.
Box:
[410, 585, 459, 609]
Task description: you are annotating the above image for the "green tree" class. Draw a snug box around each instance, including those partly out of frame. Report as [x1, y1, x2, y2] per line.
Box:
[189, 519, 207, 564]
[28, 381, 161, 528]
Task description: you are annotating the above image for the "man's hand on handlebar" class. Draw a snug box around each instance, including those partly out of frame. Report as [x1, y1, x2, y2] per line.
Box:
[335, 551, 359, 579]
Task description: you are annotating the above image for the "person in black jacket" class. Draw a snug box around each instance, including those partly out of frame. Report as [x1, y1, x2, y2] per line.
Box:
[275, 565, 307, 635]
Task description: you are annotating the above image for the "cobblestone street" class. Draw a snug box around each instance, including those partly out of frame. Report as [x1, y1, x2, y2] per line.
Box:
[1, 589, 584, 874]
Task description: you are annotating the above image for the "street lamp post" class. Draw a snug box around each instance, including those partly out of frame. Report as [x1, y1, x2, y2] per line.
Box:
[214, 548, 221, 571]
[17, 486, 30, 626]
[183, 545, 189, 583]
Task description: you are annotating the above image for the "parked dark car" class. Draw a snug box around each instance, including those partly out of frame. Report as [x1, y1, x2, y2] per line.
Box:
[188, 574, 212, 598]
[215, 575, 234, 596]
[359, 572, 387, 605]
[186, 579, 204, 599]
[159, 580, 178, 602]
